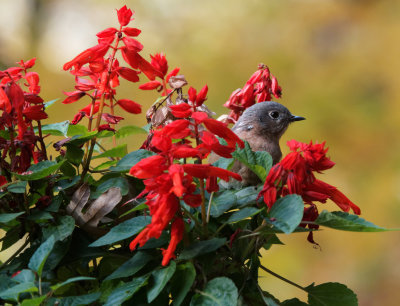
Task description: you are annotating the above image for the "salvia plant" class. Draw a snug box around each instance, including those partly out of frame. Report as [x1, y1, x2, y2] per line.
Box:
[0, 5, 395, 306]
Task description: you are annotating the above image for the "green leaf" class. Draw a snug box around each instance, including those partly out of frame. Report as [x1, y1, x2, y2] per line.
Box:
[39, 120, 69, 136]
[190, 277, 238, 306]
[232, 141, 273, 181]
[179, 238, 226, 260]
[235, 186, 261, 207]
[20, 296, 47, 306]
[115, 125, 147, 139]
[227, 207, 263, 224]
[209, 190, 237, 218]
[16, 160, 64, 181]
[315, 210, 395, 232]
[60, 161, 77, 177]
[212, 157, 234, 170]
[44, 98, 59, 109]
[50, 292, 101, 306]
[267, 195, 304, 234]
[28, 235, 56, 277]
[93, 160, 118, 171]
[110, 149, 156, 172]
[89, 216, 151, 247]
[67, 124, 95, 137]
[65, 144, 84, 165]
[105, 251, 152, 281]
[93, 144, 128, 159]
[27, 211, 53, 221]
[12, 269, 35, 283]
[7, 181, 28, 193]
[147, 261, 176, 303]
[104, 276, 148, 306]
[0, 212, 24, 223]
[281, 298, 309, 305]
[0, 282, 38, 300]
[0, 130, 12, 140]
[91, 177, 130, 198]
[306, 282, 358, 306]
[171, 262, 196, 306]
[42, 215, 75, 241]
[51, 276, 96, 291]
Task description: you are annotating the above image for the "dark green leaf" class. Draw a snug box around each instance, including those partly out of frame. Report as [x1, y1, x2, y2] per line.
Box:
[60, 161, 77, 177]
[115, 125, 147, 139]
[0, 130, 11, 140]
[262, 290, 281, 306]
[227, 207, 263, 224]
[0, 282, 38, 300]
[44, 98, 59, 109]
[54, 176, 80, 191]
[209, 190, 237, 218]
[306, 282, 358, 306]
[16, 161, 64, 181]
[0, 212, 24, 223]
[315, 210, 395, 232]
[12, 269, 35, 283]
[105, 251, 152, 281]
[51, 292, 101, 306]
[91, 177, 129, 199]
[28, 235, 55, 277]
[27, 211, 53, 221]
[104, 276, 148, 306]
[281, 298, 309, 305]
[179, 238, 226, 260]
[65, 144, 84, 165]
[51, 276, 96, 291]
[147, 261, 176, 303]
[171, 262, 196, 306]
[7, 181, 28, 193]
[89, 216, 151, 247]
[42, 215, 75, 241]
[110, 149, 155, 172]
[93, 144, 128, 159]
[235, 186, 261, 207]
[39, 120, 69, 136]
[93, 160, 118, 171]
[190, 277, 238, 306]
[212, 157, 234, 170]
[232, 141, 273, 181]
[267, 195, 304, 234]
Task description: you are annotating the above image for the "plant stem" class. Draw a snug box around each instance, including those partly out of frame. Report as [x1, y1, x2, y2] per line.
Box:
[206, 191, 214, 223]
[259, 264, 307, 292]
[36, 120, 48, 160]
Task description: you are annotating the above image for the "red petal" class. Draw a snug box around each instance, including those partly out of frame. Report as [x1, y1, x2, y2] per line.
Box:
[0, 87, 12, 113]
[122, 27, 141, 37]
[182, 164, 241, 182]
[116, 67, 140, 82]
[166, 67, 180, 82]
[129, 155, 167, 178]
[98, 124, 115, 132]
[117, 99, 142, 114]
[203, 118, 244, 148]
[23, 105, 48, 120]
[162, 120, 191, 139]
[24, 93, 44, 104]
[0, 175, 7, 187]
[136, 53, 163, 81]
[121, 47, 140, 69]
[139, 81, 162, 90]
[102, 113, 124, 124]
[122, 36, 143, 52]
[71, 112, 86, 125]
[96, 27, 118, 38]
[117, 5, 133, 26]
[191, 111, 208, 123]
[62, 91, 86, 104]
[161, 218, 184, 266]
[170, 103, 193, 118]
[188, 87, 197, 102]
[196, 85, 208, 106]
[63, 44, 109, 71]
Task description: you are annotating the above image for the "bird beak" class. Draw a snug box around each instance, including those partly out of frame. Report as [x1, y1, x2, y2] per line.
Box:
[290, 115, 306, 122]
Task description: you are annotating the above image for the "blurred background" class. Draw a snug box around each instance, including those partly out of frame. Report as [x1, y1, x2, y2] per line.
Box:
[1, 0, 399, 304]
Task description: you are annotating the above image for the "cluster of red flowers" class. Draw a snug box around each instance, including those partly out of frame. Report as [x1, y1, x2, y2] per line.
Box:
[224, 64, 282, 122]
[138, 52, 180, 95]
[129, 86, 244, 265]
[259, 139, 361, 240]
[0, 58, 48, 176]
[62, 5, 162, 131]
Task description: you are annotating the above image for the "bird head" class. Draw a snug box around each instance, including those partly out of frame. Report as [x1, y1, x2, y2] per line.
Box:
[233, 101, 305, 138]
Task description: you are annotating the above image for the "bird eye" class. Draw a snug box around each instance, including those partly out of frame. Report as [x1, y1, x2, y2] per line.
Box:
[269, 111, 279, 119]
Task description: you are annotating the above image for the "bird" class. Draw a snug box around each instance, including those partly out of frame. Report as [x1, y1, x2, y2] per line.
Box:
[210, 101, 305, 186]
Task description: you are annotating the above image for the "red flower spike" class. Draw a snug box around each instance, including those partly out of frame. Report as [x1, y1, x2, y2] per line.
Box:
[171, 145, 200, 159]
[129, 155, 167, 179]
[169, 164, 185, 197]
[123, 27, 141, 37]
[62, 91, 86, 104]
[151, 132, 172, 153]
[96, 27, 118, 38]
[25, 72, 40, 94]
[8, 82, 25, 111]
[23, 105, 48, 121]
[161, 218, 184, 266]
[19, 58, 36, 69]
[116, 67, 140, 83]
[161, 120, 191, 139]
[206, 176, 219, 193]
[188, 87, 197, 103]
[117, 99, 142, 114]
[271, 75, 282, 98]
[117, 5, 133, 26]
[169, 103, 192, 118]
[150, 53, 168, 77]
[139, 81, 162, 90]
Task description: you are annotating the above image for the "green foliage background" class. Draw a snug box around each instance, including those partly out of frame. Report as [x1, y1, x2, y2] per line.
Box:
[0, 0, 399, 304]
